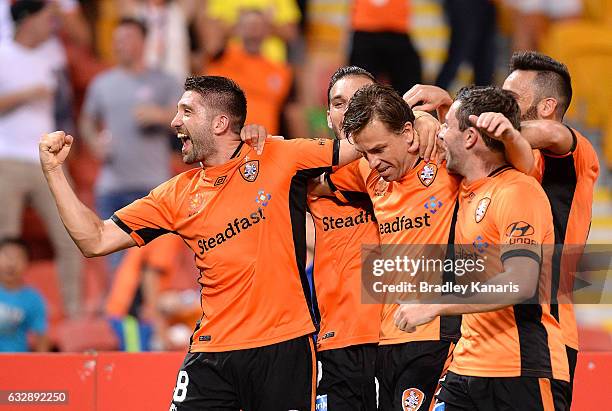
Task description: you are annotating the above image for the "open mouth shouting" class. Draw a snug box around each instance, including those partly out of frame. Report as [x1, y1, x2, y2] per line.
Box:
[177, 131, 192, 153]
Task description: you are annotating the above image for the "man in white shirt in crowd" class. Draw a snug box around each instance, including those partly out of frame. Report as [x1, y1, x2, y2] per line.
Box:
[0, 0, 82, 318]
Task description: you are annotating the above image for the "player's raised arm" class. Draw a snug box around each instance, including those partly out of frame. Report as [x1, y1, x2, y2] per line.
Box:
[337, 138, 362, 166]
[469, 113, 535, 174]
[39, 131, 136, 257]
[519, 119, 575, 155]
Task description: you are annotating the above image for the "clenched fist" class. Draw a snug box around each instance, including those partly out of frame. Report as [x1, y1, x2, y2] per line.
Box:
[469, 113, 520, 142]
[39, 131, 74, 173]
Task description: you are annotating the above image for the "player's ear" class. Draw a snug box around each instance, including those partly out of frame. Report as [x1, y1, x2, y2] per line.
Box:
[538, 98, 557, 119]
[465, 127, 478, 150]
[402, 121, 414, 142]
[326, 109, 332, 130]
[212, 114, 231, 134]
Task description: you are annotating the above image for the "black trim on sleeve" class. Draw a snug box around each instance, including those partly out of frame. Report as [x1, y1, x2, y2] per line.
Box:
[111, 214, 133, 235]
[500, 249, 541, 264]
[111, 214, 171, 245]
[326, 171, 369, 203]
[135, 227, 171, 244]
[338, 190, 371, 203]
[565, 125, 578, 154]
[324, 172, 337, 192]
[332, 139, 340, 166]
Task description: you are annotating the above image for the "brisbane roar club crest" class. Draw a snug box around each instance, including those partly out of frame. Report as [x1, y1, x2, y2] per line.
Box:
[240, 160, 259, 182]
[418, 163, 437, 187]
[475, 197, 491, 223]
[374, 177, 390, 196]
[402, 388, 425, 411]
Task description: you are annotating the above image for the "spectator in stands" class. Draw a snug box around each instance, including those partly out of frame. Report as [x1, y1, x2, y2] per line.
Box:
[105, 235, 200, 351]
[506, 0, 582, 51]
[0, 0, 82, 318]
[435, 0, 497, 89]
[0, 238, 49, 352]
[201, 0, 300, 64]
[206, 9, 292, 135]
[80, 18, 182, 269]
[348, 0, 421, 94]
[119, 0, 193, 83]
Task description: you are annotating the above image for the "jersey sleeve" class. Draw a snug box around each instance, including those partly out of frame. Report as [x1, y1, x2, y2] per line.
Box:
[283, 137, 340, 174]
[111, 179, 178, 247]
[494, 181, 552, 265]
[327, 158, 371, 203]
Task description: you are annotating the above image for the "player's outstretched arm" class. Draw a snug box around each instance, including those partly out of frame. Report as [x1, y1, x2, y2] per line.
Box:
[520, 119, 574, 155]
[337, 138, 362, 167]
[394, 255, 540, 332]
[469, 113, 534, 174]
[39, 131, 136, 257]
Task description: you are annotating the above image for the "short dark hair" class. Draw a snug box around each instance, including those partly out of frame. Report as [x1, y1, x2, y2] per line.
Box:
[0, 237, 30, 258]
[327, 66, 376, 107]
[509, 51, 572, 118]
[342, 84, 415, 139]
[455, 86, 521, 153]
[118, 17, 148, 37]
[184, 76, 248, 134]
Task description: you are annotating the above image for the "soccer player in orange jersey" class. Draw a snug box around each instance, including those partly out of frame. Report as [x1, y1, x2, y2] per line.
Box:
[502, 52, 599, 406]
[311, 66, 382, 411]
[324, 84, 462, 411]
[38, 76, 364, 411]
[306, 83, 535, 411]
[396, 86, 570, 410]
[310, 66, 440, 410]
[406, 52, 599, 407]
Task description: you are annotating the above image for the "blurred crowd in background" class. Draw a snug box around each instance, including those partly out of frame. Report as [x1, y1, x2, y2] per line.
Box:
[0, 0, 611, 353]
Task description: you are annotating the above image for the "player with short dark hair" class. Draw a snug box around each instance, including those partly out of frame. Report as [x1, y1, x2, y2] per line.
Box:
[311, 66, 382, 411]
[508, 51, 572, 120]
[503, 51, 599, 406]
[328, 83, 463, 411]
[39, 75, 364, 410]
[397, 85, 570, 411]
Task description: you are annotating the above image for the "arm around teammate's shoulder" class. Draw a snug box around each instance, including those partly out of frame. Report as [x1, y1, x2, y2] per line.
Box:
[520, 120, 575, 155]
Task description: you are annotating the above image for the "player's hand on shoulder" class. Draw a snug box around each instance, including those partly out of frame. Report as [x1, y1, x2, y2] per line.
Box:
[241, 124, 276, 155]
[413, 112, 440, 163]
[39, 130, 74, 173]
[469, 113, 521, 142]
[403, 85, 453, 113]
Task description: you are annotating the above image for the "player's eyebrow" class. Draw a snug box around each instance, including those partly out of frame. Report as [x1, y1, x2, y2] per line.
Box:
[330, 95, 346, 103]
[368, 144, 386, 152]
[178, 101, 194, 111]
